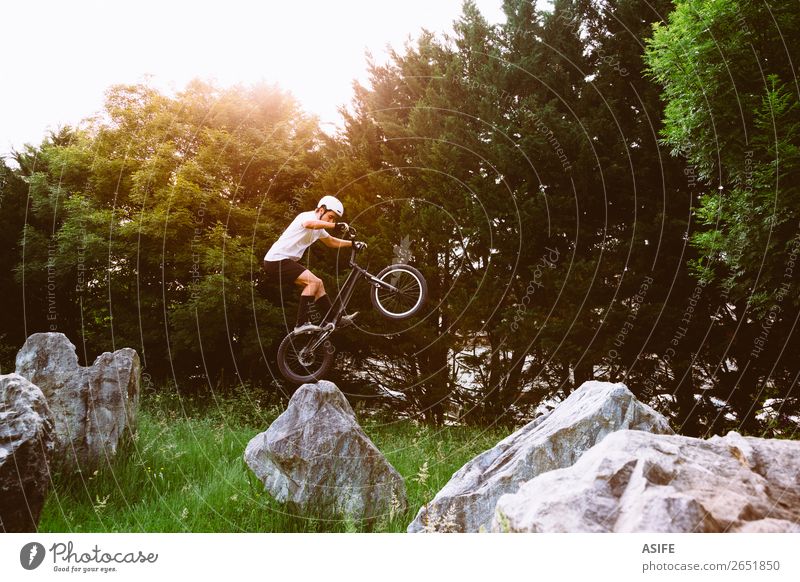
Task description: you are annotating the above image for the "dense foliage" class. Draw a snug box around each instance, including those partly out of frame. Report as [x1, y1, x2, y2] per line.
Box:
[1, 0, 797, 436]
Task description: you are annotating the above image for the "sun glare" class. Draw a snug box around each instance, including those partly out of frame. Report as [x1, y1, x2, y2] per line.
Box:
[1, 0, 504, 154]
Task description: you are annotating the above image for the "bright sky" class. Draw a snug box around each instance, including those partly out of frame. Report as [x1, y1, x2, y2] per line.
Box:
[1, 0, 506, 158]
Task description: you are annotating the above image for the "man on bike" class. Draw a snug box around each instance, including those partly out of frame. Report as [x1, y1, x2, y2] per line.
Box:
[263, 195, 365, 332]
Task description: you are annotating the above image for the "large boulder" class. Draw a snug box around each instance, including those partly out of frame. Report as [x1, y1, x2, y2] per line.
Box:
[244, 381, 407, 523]
[408, 381, 673, 532]
[0, 373, 55, 532]
[492, 430, 800, 532]
[15, 333, 141, 472]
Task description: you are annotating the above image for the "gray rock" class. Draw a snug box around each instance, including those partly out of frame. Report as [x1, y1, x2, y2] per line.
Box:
[244, 381, 407, 523]
[408, 381, 673, 532]
[492, 430, 800, 532]
[15, 333, 141, 471]
[0, 373, 55, 532]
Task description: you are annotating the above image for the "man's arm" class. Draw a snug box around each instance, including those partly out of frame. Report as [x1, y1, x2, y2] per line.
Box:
[320, 236, 353, 249]
[301, 219, 336, 230]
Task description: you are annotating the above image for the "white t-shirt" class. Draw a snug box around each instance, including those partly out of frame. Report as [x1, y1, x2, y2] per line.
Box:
[264, 211, 330, 262]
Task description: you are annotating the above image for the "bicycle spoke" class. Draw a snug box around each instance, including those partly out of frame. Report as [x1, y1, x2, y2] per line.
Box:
[286, 334, 322, 375]
[377, 270, 421, 315]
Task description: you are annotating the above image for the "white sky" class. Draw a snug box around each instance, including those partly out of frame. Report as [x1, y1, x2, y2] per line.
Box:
[1, 0, 506, 158]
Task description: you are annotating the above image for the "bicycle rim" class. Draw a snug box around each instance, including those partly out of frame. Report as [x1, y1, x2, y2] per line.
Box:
[278, 331, 334, 383]
[375, 267, 424, 317]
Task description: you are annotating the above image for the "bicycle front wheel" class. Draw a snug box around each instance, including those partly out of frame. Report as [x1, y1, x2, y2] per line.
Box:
[277, 329, 335, 384]
[370, 264, 427, 319]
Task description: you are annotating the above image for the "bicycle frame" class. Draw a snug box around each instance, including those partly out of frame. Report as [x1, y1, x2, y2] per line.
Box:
[301, 242, 399, 352]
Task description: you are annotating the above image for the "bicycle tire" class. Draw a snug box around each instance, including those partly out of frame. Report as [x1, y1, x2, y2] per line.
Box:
[277, 329, 336, 384]
[370, 264, 427, 319]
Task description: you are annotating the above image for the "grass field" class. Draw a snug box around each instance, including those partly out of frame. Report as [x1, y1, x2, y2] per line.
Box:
[38, 387, 509, 533]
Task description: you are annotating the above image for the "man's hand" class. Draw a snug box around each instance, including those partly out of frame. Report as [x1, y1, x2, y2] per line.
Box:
[353, 241, 367, 251]
[336, 222, 350, 234]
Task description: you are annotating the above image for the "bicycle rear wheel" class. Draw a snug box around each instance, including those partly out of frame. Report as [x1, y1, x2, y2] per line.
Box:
[370, 264, 427, 319]
[277, 329, 335, 384]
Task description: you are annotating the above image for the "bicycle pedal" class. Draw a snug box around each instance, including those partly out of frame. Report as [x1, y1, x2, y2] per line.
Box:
[293, 322, 322, 334]
[339, 312, 359, 328]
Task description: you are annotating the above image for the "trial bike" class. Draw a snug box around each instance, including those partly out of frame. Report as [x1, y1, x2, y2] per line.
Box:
[276, 226, 427, 383]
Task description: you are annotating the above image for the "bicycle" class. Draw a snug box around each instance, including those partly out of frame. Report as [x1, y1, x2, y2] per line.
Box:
[276, 225, 428, 383]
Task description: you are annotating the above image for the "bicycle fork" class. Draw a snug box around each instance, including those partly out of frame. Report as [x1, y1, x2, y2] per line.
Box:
[369, 274, 399, 293]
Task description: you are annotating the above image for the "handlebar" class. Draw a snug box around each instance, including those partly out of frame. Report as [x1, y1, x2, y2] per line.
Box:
[336, 223, 362, 265]
[336, 223, 357, 239]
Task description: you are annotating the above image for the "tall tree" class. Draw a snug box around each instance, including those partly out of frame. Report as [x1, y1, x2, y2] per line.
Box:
[11, 81, 322, 395]
[646, 0, 800, 433]
[0, 156, 31, 370]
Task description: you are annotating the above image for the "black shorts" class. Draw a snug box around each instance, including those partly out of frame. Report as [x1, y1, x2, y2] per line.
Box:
[262, 259, 307, 287]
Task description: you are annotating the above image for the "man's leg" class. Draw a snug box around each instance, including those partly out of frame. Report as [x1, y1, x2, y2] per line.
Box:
[315, 293, 334, 323]
[294, 269, 354, 327]
[294, 270, 327, 326]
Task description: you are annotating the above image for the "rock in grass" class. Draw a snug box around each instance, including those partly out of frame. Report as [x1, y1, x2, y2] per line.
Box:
[15, 333, 141, 472]
[0, 373, 55, 532]
[408, 381, 673, 532]
[492, 430, 800, 532]
[244, 381, 407, 523]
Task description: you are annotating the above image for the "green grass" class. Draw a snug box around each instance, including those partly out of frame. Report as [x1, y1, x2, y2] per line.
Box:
[38, 389, 509, 532]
